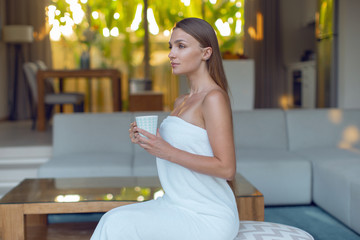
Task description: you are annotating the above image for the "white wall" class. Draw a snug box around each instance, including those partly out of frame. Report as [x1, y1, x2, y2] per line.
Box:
[280, 0, 316, 65]
[338, 0, 360, 109]
[0, 0, 8, 119]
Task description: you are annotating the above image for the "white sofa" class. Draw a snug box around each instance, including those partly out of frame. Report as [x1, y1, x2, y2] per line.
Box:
[37, 109, 360, 234]
[286, 109, 360, 234]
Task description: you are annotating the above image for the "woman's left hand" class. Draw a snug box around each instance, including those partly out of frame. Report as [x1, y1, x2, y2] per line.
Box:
[129, 122, 140, 144]
[134, 127, 173, 160]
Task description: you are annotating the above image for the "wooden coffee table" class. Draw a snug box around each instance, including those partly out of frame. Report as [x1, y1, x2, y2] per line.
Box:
[0, 174, 263, 240]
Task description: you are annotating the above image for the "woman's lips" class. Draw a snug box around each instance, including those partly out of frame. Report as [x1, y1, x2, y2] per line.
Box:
[171, 62, 179, 68]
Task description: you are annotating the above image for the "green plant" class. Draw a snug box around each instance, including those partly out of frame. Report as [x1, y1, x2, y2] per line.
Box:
[47, 0, 245, 110]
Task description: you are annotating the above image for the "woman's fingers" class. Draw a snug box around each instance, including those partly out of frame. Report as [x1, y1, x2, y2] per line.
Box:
[135, 127, 154, 140]
[129, 122, 157, 147]
[129, 122, 139, 143]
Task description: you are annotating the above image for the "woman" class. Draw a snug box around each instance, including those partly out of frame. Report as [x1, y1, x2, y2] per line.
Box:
[91, 17, 239, 240]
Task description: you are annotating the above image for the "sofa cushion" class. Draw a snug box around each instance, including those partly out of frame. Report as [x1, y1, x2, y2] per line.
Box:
[132, 148, 158, 176]
[232, 110, 288, 150]
[236, 149, 312, 205]
[312, 158, 360, 227]
[286, 109, 360, 150]
[235, 221, 314, 240]
[52, 113, 133, 156]
[350, 179, 360, 234]
[38, 152, 133, 178]
[293, 148, 360, 164]
[345, 109, 360, 149]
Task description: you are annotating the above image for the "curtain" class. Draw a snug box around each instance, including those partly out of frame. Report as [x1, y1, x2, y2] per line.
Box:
[244, 0, 286, 108]
[6, 0, 52, 120]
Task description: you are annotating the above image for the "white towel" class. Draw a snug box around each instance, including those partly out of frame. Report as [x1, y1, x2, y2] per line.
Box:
[91, 116, 239, 240]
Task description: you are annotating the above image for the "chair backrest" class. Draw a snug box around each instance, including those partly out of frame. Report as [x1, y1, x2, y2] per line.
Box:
[35, 60, 48, 70]
[23, 62, 39, 104]
[35, 60, 55, 93]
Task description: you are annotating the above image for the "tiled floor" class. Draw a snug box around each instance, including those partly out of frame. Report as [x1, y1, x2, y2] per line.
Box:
[0, 120, 53, 198]
[0, 120, 52, 148]
[0, 222, 97, 240]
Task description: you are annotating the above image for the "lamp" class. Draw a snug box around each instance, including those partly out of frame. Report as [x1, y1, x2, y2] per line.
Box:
[3, 25, 34, 43]
[2, 25, 34, 120]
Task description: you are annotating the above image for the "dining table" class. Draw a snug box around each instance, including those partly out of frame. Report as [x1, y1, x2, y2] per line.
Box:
[36, 69, 122, 131]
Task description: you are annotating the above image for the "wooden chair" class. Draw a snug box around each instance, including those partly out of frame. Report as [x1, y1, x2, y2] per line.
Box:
[23, 61, 85, 129]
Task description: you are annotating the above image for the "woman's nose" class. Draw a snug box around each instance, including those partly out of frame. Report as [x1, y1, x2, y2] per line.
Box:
[168, 50, 174, 59]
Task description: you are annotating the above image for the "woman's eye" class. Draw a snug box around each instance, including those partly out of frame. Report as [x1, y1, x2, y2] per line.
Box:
[179, 44, 185, 49]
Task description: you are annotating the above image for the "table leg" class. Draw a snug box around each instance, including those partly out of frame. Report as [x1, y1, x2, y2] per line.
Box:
[87, 78, 92, 112]
[36, 71, 46, 131]
[0, 204, 25, 240]
[118, 77, 122, 111]
[26, 214, 48, 227]
[111, 75, 121, 112]
[59, 77, 64, 113]
[237, 195, 264, 221]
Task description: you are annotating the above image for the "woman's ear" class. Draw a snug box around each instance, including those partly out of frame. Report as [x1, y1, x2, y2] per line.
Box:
[202, 47, 212, 61]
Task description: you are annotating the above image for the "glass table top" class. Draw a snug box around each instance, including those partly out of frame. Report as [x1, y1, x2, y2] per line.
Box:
[0, 174, 261, 205]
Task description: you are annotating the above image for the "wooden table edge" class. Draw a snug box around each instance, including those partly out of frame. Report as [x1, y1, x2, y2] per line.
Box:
[21, 201, 135, 214]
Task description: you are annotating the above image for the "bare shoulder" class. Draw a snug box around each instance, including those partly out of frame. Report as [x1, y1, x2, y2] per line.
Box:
[174, 94, 188, 109]
[202, 87, 231, 119]
[201, 87, 231, 124]
[201, 87, 233, 132]
[202, 88, 230, 107]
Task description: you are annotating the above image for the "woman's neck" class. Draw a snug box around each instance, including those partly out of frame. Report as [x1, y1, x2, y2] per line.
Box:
[187, 66, 215, 95]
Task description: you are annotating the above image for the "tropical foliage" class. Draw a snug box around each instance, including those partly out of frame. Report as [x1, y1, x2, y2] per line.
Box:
[47, 0, 245, 111]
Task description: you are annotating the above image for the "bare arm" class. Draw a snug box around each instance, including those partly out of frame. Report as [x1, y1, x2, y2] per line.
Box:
[132, 90, 236, 181]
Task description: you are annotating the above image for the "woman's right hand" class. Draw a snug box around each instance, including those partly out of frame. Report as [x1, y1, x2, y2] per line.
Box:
[129, 121, 139, 144]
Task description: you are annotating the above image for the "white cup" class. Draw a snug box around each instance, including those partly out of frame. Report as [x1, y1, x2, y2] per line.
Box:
[135, 115, 158, 138]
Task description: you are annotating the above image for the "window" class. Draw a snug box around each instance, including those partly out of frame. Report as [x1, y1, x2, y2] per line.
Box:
[47, 0, 245, 111]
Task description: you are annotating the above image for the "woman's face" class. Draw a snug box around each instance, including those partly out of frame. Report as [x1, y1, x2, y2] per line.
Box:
[168, 28, 205, 76]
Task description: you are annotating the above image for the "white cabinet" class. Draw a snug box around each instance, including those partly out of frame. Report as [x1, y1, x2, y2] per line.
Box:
[287, 61, 316, 108]
[223, 59, 255, 111]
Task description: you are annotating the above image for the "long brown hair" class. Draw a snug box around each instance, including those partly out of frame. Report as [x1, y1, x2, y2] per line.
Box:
[174, 18, 237, 196]
[173, 18, 229, 94]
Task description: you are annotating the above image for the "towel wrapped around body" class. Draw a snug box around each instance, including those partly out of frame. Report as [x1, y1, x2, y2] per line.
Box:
[91, 116, 239, 240]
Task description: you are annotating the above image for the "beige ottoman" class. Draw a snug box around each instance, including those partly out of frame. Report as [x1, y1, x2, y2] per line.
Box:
[235, 221, 314, 240]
